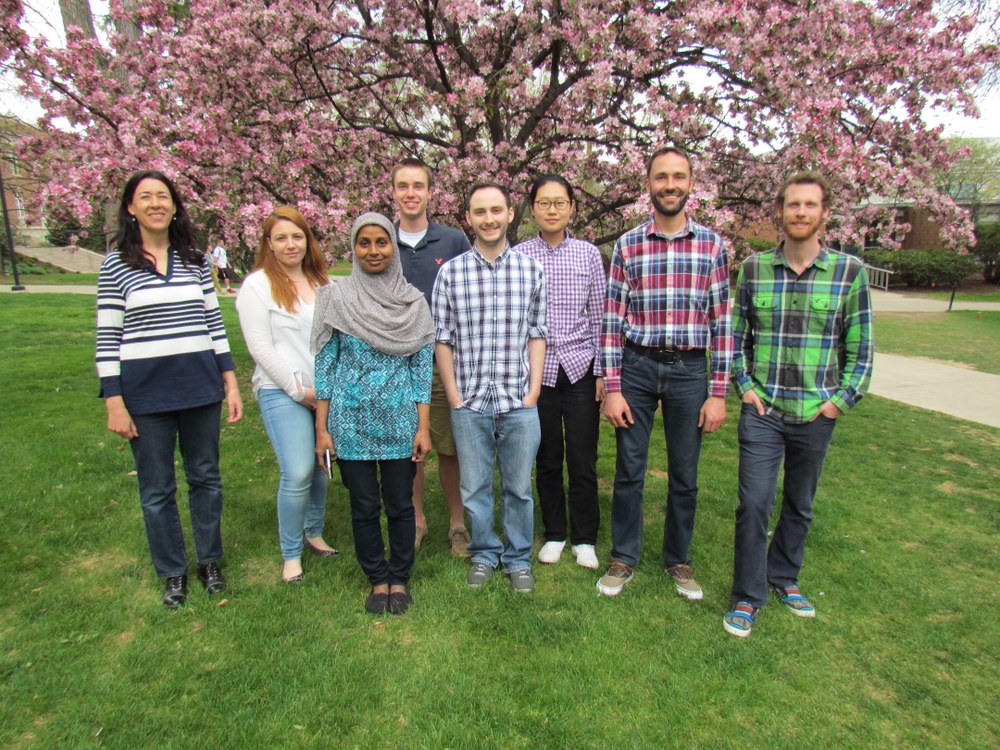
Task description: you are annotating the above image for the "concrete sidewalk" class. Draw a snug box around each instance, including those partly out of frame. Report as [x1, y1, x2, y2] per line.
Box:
[869, 353, 1000, 429]
[865, 289, 1000, 428]
[870, 288, 1000, 313]
[2, 284, 98, 294]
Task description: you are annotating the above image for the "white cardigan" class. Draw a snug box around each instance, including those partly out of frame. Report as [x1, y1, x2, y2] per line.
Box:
[236, 270, 326, 400]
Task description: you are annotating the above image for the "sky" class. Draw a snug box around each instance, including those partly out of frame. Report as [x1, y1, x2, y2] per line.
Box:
[3, 0, 999, 141]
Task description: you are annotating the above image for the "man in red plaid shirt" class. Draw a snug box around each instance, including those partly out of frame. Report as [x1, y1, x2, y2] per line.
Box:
[597, 146, 733, 599]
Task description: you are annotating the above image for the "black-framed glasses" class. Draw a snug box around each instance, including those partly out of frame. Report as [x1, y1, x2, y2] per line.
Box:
[534, 199, 571, 210]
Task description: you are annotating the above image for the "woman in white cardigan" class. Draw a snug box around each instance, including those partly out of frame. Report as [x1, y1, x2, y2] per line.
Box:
[237, 206, 338, 582]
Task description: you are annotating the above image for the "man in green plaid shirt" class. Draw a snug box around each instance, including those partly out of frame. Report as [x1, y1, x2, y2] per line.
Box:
[723, 172, 873, 638]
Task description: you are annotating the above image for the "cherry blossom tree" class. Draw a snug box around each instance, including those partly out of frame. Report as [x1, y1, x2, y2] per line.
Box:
[3, 0, 997, 257]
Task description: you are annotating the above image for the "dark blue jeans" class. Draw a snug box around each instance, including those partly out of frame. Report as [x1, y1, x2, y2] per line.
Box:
[610, 347, 708, 568]
[338, 458, 415, 586]
[129, 402, 224, 578]
[536, 366, 600, 545]
[730, 404, 836, 608]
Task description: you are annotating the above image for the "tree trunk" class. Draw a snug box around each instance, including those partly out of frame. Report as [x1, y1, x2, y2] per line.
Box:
[58, 0, 96, 39]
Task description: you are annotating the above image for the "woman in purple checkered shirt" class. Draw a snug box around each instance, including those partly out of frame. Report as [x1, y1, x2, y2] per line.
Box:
[513, 175, 607, 571]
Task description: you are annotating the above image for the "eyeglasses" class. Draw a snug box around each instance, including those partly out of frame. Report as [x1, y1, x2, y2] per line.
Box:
[533, 199, 571, 210]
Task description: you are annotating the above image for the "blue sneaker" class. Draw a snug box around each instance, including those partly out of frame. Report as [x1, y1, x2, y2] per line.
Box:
[771, 584, 816, 618]
[723, 602, 757, 638]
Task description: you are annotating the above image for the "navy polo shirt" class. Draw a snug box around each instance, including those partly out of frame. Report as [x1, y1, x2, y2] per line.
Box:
[396, 220, 471, 307]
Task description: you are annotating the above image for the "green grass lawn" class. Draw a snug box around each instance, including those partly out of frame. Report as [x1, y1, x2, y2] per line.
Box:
[1, 295, 998, 748]
[916, 289, 1000, 303]
[2, 271, 100, 285]
[875, 311, 1000, 374]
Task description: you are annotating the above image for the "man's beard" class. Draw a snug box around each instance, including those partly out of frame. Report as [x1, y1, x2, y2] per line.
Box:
[651, 190, 689, 217]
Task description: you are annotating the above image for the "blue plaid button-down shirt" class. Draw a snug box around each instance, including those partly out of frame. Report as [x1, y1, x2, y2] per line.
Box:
[432, 245, 547, 414]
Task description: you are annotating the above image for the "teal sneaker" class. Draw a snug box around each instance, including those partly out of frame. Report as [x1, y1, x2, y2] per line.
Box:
[771, 584, 816, 618]
[723, 602, 757, 638]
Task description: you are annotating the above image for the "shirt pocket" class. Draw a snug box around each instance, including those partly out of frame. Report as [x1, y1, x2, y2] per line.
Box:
[809, 294, 842, 337]
[751, 293, 777, 331]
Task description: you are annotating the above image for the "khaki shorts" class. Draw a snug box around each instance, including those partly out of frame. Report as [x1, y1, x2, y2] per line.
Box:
[429, 366, 456, 456]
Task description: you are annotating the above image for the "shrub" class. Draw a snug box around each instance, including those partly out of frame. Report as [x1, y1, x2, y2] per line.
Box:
[860, 248, 981, 287]
[46, 211, 108, 252]
[971, 222, 1000, 284]
[859, 248, 895, 269]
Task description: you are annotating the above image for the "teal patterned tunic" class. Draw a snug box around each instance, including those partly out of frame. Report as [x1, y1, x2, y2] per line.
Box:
[315, 333, 432, 461]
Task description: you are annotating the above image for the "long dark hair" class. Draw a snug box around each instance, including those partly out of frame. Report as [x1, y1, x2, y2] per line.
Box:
[113, 170, 202, 270]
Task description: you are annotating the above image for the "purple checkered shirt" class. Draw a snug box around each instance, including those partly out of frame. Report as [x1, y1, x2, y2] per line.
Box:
[513, 235, 605, 386]
[432, 245, 547, 414]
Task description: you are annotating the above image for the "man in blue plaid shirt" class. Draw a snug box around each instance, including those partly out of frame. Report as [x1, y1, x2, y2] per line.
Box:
[432, 183, 547, 593]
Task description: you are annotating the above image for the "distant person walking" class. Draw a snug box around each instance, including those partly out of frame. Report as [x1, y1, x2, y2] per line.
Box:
[211, 241, 235, 293]
[723, 171, 873, 638]
[205, 244, 223, 294]
[96, 170, 243, 608]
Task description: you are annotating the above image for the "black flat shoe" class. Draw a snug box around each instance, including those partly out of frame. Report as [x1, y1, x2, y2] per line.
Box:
[365, 589, 389, 615]
[283, 572, 305, 584]
[304, 539, 339, 558]
[197, 563, 227, 594]
[162, 575, 188, 607]
[388, 590, 413, 615]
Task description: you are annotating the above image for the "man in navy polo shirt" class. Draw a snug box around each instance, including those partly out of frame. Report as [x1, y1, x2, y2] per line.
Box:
[392, 157, 472, 556]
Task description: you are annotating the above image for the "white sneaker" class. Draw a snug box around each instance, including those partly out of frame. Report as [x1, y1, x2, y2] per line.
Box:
[537, 540, 566, 564]
[572, 544, 600, 569]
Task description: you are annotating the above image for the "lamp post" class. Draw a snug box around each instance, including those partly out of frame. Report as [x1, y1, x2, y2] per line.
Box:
[0, 163, 25, 291]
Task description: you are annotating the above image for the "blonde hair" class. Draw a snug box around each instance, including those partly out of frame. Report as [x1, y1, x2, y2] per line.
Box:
[253, 206, 329, 312]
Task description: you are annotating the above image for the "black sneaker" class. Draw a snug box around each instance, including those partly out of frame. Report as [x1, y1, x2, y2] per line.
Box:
[388, 589, 413, 615]
[365, 589, 389, 615]
[197, 563, 227, 594]
[162, 575, 188, 607]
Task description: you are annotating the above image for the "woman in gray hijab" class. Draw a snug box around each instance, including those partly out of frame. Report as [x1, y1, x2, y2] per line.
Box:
[312, 212, 434, 615]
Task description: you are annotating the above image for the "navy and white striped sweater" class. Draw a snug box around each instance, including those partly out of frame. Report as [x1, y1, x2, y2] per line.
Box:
[96, 249, 235, 416]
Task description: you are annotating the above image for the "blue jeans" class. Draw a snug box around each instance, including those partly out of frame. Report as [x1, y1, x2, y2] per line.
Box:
[337, 458, 415, 586]
[451, 404, 540, 573]
[129, 402, 224, 578]
[610, 346, 708, 568]
[730, 405, 836, 608]
[258, 388, 329, 560]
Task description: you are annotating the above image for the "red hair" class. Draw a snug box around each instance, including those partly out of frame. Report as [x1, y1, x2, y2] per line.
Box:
[253, 206, 329, 312]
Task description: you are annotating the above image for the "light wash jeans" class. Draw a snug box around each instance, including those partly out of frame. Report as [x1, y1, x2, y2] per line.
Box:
[451, 403, 540, 573]
[258, 388, 329, 560]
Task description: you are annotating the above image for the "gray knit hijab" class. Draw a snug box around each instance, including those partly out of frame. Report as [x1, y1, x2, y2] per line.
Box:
[310, 212, 434, 357]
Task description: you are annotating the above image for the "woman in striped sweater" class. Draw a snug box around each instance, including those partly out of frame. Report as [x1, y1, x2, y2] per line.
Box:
[96, 170, 243, 608]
